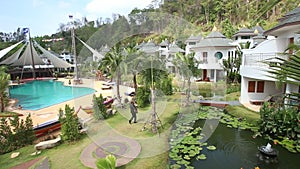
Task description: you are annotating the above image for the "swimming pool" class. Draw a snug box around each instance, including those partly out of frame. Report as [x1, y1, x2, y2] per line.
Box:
[9, 80, 95, 110]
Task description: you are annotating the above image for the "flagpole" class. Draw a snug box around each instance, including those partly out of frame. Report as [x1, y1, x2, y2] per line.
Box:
[28, 29, 36, 79]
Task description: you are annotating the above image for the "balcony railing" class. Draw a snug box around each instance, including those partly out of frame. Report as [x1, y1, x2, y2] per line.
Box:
[243, 53, 288, 67]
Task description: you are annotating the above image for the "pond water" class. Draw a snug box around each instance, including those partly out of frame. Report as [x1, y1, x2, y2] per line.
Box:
[192, 121, 300, 169]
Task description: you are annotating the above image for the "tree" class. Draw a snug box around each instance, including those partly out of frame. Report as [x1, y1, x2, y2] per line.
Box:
[59, 104, 81, 142]
[222, 47, 242, 84]
[268, 44, 300, 107]
[0, 114, 35, 154]
[0, 66, 10, 112]
[100, 45, 124, 103]
[24, 114, 35, 144]
[123, 47, 144, 93]
[93, 94, 108, 120]
[0, 117, 13, 154]
[173, 52, 200, 103]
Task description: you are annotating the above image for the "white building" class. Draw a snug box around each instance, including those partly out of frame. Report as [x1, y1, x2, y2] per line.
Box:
[60, 49, 74, 63]
[185, 35, 202, 55]
[138, 40, 185, 73]
[232, 26, 265, 49]
[240, 7, 300, 106]
[191, 31, 236, 82]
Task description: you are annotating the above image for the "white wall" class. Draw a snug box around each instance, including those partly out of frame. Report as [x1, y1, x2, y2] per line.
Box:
[240, 77, 283, 103]
[194, 47, 236, 70]
[286, 83, 299, 94]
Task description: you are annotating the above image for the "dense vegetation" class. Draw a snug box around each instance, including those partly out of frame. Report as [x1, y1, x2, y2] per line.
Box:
[0, 115, 35, 154]
[0, 66, 10, 113]
[2, 0, 297, 55]
[93, 94, 109, 120]
[259, 43, 300, 153]
[259, 103, 300, 153]
[59, 105, 81, 142]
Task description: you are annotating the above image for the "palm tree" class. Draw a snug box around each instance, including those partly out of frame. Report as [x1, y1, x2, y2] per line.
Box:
[268, 44, 300, 107]
[0, 66, 10, 112]
[173, 52, 200, 103]
[100, 45, 124, 103]
[222, 46, 242, 83]
[123, 47, 144, 93]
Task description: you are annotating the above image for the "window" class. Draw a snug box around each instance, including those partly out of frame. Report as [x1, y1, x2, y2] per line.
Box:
[189, 42, 196, 45]
[214, 52, 223, 59]
[203, 52, 208, 63]
[211, 70, 215, 79]
[248, 81, 255, 92]
[241, 36, 250, 39]
[248, 81, 265, 93]
[257, 81, 264, 93]
[289, 37, 294, 54]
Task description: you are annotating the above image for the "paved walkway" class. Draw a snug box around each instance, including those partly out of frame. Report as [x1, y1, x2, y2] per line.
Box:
[80, 136, 141, 168]
[9, 157, 49, 169]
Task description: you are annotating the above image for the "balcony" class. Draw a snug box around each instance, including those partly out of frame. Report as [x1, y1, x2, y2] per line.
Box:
[243, 53, 288, 67]
[241, 53, 289, 80]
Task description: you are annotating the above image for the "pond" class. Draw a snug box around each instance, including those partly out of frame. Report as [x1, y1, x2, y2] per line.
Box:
[191, 121, 300, 169]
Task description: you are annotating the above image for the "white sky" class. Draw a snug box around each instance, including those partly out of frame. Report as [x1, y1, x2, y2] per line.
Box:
[0, 0, 153, 36]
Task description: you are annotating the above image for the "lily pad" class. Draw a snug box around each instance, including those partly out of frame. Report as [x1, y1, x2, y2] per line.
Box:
[207, 145, 216, 150]
[183, 155, 191, 160]
[196, 154, 207, 160]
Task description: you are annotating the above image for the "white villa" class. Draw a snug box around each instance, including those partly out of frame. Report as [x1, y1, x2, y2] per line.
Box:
[231, 26, 265, 49]
[59, 49, 74, 64]
[138, 40, 185, 73]
[191, 30, 236, 82]
[240, 7, 300, 106]
[185, 35, 202, 55]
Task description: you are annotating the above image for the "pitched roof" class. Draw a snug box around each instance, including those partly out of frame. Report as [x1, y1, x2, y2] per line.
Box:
[233, 27, 257, 37]
[138, 41, 158, 53]
[135, 42, 146, 49]
[168, 43, 184, 53]
[0, 41, 23, 60]
[0, 44, 25, 65]
[207, 31, 226, 38]
[252, 25, 264, 34]
[36, 44, 72, 68]
[193, 31, 235, 48]
[11, 41, 45, 66]
[264, 7, 300, 35]
[159, 40, 169, 46]
[185, 35, 202, 43]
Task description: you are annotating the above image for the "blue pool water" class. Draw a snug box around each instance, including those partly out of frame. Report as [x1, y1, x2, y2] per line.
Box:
[9, 80, 95, 110]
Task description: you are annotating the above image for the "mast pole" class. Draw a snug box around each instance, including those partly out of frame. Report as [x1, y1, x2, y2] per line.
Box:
[70, 15, 79, 80]
[28, 29, 36, 79]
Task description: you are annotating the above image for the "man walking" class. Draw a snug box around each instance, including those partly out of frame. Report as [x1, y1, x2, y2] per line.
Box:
[129, 99, 138, 124]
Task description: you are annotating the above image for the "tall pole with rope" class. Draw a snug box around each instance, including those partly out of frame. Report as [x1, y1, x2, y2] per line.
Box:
[69, 15, 79, 81]
[26, 28, 36, 79]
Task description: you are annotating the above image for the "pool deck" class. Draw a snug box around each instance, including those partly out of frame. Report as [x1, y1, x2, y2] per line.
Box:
[10, 78, 113, 126]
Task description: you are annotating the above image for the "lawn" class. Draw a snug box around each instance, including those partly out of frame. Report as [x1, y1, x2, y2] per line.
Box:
[0, 135, 91, 169]
[0, 87, 258, 169]
[224, 105, 260, 125]
[0, 93, 183, 169]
